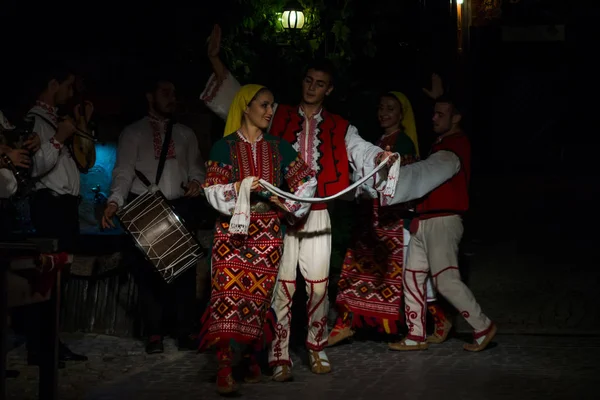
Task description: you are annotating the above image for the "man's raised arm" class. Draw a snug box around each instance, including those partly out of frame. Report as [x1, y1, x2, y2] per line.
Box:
[200, 24, 241, 121]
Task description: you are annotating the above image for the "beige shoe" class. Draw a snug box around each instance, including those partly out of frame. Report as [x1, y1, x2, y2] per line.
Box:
[463, 323, 497, 352]
[388, 337, 429, 351]
[309, 350, 332, 374]
[327, 325, 355, 347]
[427, 318, 453, 344]
[272, 365, 293, 382]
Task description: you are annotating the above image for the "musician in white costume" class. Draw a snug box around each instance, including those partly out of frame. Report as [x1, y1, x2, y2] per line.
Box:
[103, 77, 206, 354]
[200, 25, 394, 380]
[25, 63, 89, 366]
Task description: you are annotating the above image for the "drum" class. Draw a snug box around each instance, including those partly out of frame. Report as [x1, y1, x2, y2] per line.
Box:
[117, 187, 204, 283]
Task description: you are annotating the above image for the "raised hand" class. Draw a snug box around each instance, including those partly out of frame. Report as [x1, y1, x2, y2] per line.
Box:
[422, 73, 444, 100]
[74, 101, 94, 124]
[207, 24, 222, 59]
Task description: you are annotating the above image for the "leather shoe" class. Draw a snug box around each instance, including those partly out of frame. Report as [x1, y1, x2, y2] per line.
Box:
[59, 342, 88, 362]
[145, 338, 164, 354]
[177, 334, 198, 351]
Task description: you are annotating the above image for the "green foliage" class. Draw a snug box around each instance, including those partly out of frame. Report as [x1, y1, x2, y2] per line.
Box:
[218, 0, 377, 94]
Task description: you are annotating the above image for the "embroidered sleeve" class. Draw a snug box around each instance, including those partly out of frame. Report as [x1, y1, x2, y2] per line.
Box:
[347, 125, 384, 199]
[200, 70, 242, 121]
[203, 161, 238, 216]
[30, 117, 62, 178]
[281, 140, 317, 220]
[202, 140, 238, 215]
[366, 133, 418, 200]
[381, 150, 461, 206]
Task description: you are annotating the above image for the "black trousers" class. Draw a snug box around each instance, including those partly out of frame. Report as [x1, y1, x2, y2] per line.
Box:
[22, 189, 80, 353]
[30, 189, 80, 252]
[127, 194, 203, 339]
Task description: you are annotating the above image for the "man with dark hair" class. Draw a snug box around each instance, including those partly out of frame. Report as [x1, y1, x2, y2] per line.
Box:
[102, 77, 205, 354]
[382, 95, 497, 352]
[25, 60, 88, 366]
[201, 24, 393, 380]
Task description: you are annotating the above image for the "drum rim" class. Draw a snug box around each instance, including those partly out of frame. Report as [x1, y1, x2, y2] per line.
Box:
[116, 188, 206, 283]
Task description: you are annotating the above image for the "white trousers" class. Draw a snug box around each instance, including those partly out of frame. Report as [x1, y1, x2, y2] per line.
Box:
[404, 228, 437, 303]
[268, 209, 331, 367]
[404, 215, 491, 341]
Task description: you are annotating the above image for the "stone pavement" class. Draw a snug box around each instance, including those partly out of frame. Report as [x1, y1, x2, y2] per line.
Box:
[6, 333, 599, 400]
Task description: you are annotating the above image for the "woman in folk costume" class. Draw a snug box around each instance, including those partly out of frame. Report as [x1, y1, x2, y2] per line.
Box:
[329, 91, 451, 346]
[199, 84, 317, 395]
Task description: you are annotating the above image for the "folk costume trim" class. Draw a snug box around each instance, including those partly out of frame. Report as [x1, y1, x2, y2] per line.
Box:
[148, 113, 176, 160]
[336, 129, 418, 334]
[269, 104, 350, 197]
[35, 101, 59, 125]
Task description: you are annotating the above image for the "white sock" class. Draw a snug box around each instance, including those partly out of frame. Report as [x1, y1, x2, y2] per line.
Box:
[403, 338, 420, 345]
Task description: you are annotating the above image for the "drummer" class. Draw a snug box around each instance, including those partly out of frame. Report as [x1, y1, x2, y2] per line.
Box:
[23, 60, 90, 366]
[102, 76, 206, 354]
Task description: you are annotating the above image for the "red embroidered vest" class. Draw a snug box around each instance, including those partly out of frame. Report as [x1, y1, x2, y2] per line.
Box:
[269, 104, 350, 197]
[417, 131, 471, 219]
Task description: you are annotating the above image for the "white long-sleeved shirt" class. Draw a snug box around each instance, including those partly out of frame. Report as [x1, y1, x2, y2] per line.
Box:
[380, 150, 461, 206]
[28, 101, 81, 196]
[107, 115, 206, 208]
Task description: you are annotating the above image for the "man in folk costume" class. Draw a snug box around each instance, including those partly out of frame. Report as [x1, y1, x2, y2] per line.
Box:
[25, 63, 89, 366]
[329, 91, 451, 346]
[102, 77, 205, 354]
[1, 111, 76, 378]
[201, 25, 393, 380]
[382, 95, 497, 352]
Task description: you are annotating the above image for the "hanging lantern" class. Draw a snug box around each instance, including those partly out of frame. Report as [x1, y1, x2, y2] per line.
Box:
[281, 1, 305, 30]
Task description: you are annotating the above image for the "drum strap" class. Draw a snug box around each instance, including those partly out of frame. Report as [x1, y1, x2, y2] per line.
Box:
[154, 119, 175, 185]
[134, 118, 175, 188]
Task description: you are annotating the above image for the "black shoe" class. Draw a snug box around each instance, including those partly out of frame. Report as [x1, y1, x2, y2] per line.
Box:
[145, 338, 164, 354]
[177, 334, 198, 351]
[27, 354, 66, 369]
[59, 342, 88, 362]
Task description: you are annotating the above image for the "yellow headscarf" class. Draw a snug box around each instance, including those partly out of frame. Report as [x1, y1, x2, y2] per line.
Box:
[389, 91, 419, 157]
[223, 84, 266, 137]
